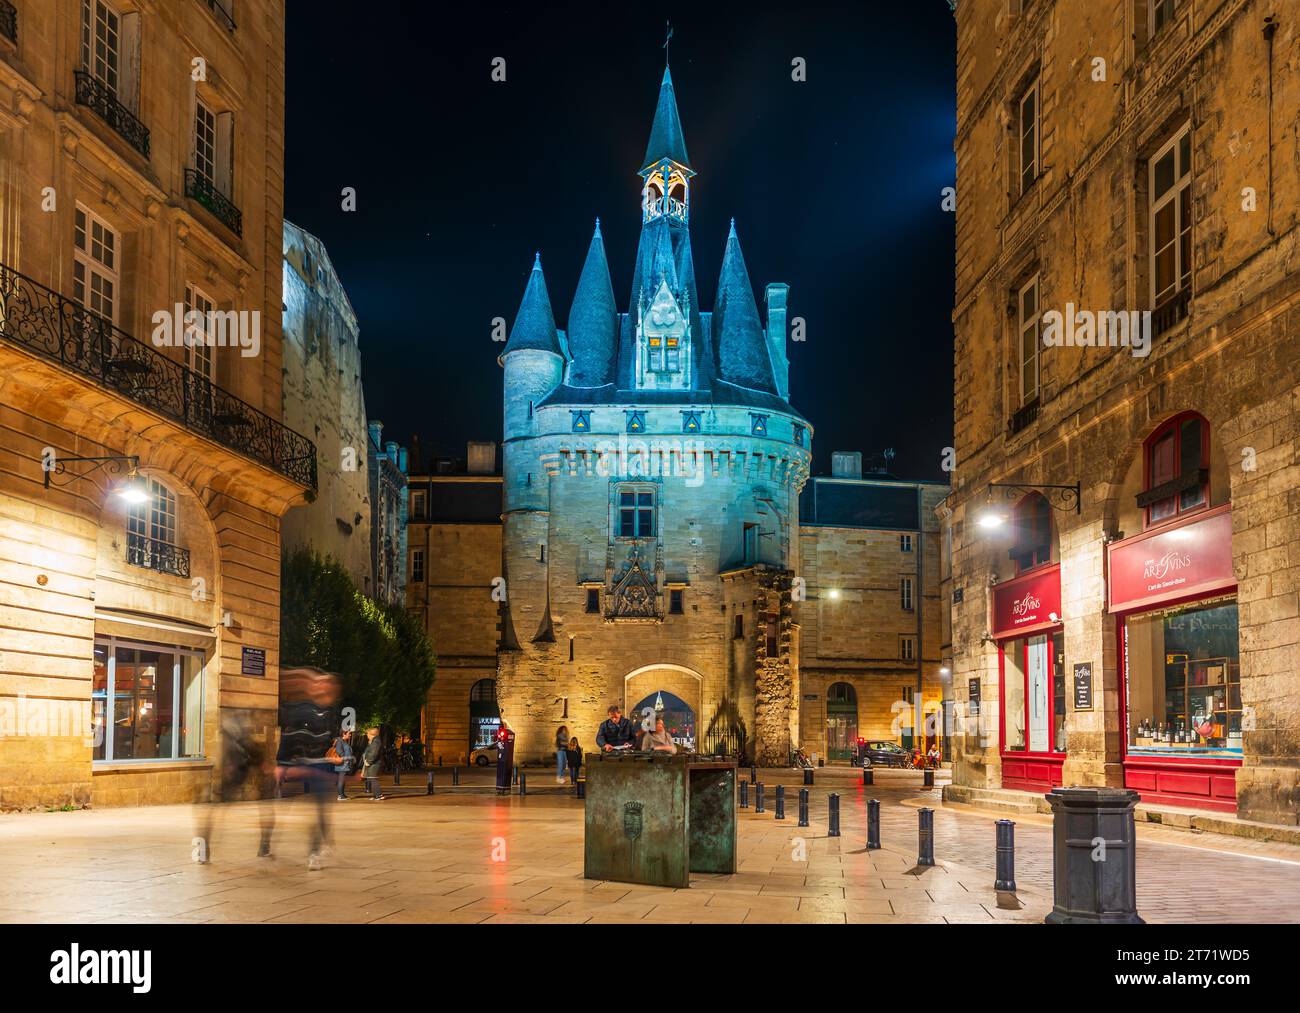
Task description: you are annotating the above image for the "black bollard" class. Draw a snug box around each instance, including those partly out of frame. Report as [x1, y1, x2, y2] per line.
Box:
[775, 785, 785, 820]
[867, 798, 881, 850]
[750, 765, 757, 784]
[739, 779, 749, 809]
[755, 782, 766, 813]
[803, 767, 814, 786]
[1044, 788, 1143, 924]
[576, 777, 585, 799]
[995, 819, 1016, 892]
[828, 793, 840, 837]
[923, 768, 934, 788]
[917, 807, 935, 866]
[426, 770, 434, 795]
[798, 788, 809, 827]
[438, 755, 443, 767]
[452, 766, 460, 786]
[863, 767, 873, 786]
[394, 765, 400, 786]
[519, 772, 527, 796]
[512, 765, 519, 786]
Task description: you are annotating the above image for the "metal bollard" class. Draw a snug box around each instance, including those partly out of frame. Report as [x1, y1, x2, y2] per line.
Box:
[438, 756, 443, 767]
[576, 777, 585, 799]
[739, 780, 749, 809]
[803, 767, 814, 786]
[394, 765, 400, 786]
[755, 782, 766, 813]
[750, 765, 757, 784]
[867, 798, 881, 850]
[923, 768, 934, 788]
[775, 785, 785, 820]
[1045, 788, 1143, 923]
[798, 788, 809, 827]
[426, 770, 434, 795]
[828, 793, 840, 836]
[452, 766, 460, 786]
[863, 767, 873, 786]
[917, 807, 935, 866]
[995, 819, 1016, 892]
[519, 772, 527, 796]
[512, 765, 519, 786]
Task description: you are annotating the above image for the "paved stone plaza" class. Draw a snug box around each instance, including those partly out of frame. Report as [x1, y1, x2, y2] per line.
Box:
[1, 770, 1296, 924]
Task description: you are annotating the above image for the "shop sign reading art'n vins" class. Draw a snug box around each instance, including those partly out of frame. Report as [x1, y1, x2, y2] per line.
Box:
[993, 564, 1061, 637]
[1107, 506, 1235, 613]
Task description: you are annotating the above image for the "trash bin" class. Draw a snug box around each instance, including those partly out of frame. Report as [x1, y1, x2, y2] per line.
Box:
[494, 727, 516, 794]
[583, 752, 737, 888]
[1044, 787, 1143, 924]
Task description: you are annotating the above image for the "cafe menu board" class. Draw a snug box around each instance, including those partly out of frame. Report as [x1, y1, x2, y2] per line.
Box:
[1073, 662, 1093, 711]
[968, 678, 981, 716]
[241, 646, 266, 677]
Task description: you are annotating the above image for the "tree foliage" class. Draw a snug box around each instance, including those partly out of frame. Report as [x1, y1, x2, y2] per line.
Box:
[280, 546, 436, 731]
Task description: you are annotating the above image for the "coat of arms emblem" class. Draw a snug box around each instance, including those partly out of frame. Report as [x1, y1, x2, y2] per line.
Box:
[623, 801, 644, 841]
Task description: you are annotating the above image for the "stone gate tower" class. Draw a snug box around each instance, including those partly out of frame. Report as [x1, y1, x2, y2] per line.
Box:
[497, 64, 811, 765]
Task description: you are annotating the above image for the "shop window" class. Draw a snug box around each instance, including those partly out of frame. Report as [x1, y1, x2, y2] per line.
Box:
[616, 486, 655, 538]
[1010, 492, 1051, 572]
[1001, 633, 1066, 754]
[1124, 599, 1240, 756]
[92, 637, 205, 762]
[1140, 412, 1208, 527]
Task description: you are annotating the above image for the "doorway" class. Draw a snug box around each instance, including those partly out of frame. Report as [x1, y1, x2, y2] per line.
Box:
[469, 678, 500, 754]
[825, 682, 858, 763]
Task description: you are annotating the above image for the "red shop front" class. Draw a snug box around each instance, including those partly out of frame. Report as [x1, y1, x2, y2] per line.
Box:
[1109, 504, 1241, 812]
[993, 564, 1066, 792]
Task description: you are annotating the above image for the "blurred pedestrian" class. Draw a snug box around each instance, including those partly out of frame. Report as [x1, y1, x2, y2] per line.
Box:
[554, 725, 570, 783]
[277, 666, 342, 870]
[193, 709, 274, 864]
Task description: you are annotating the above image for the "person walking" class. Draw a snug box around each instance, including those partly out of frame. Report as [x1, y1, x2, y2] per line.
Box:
[361, 727, 385, 800]
[554, 725, 570, 783]
[565, 736, 583, 784]
[276, 666, 341, 870]
[333, 729, 354, 800]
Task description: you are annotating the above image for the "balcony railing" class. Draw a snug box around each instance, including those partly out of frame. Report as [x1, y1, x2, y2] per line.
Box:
[203, 0, 236, 32]
[184, 169, 243, 237]
[1153, 288, 1190, 335]
[0, 1, 17, 45]
[1008, 397, 1040, 436]
[0, 263, 317, 490]
[126, 533, 192, 579]
[74, 71, 150, 158]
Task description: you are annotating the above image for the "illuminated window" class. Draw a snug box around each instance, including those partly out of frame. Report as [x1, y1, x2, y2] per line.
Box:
[1141, 412, 1208, 526]
[793, 424, 806, 448]
[73, 204, 118, 326]
[750, 414, 768, 436]
[617, 487, 655, 538]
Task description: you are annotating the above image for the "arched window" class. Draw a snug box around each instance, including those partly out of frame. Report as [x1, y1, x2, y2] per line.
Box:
[1009, 492, 1051, 572]
[827, 682, 857, 705]
[469, 679, 497, 703]
[1141, 412, 1208, 527]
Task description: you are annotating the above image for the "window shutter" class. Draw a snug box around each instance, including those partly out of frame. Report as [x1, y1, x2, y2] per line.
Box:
[120, 12, 141, 113]
[216, 110, 234, 197]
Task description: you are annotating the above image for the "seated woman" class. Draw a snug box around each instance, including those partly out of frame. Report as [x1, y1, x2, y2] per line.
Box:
[643, 717, 677, 754]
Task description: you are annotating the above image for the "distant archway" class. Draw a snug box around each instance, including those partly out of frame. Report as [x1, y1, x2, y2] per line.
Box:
[826, 682, 858, 763]
[629, 689, 696, 751]
[469, 678, 500, 751]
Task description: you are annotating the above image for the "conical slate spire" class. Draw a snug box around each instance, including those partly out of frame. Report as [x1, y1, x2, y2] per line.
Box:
[502, 253, 563, 358]
[641, 66, 690, 171]
[713, 220, 775, 393]
[567, 220, 618, 387]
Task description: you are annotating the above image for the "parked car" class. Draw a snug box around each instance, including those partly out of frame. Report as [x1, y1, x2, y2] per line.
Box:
[470, 742, 499, 767]
[859, 740, 913, 768]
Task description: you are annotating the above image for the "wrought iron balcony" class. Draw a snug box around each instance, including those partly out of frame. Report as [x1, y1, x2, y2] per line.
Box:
[74, 71, 150, 159]
[126, 533, 192, 579]
[0, 1, 17, 45]
[184, 169, 243, 237]
[1007, 397, 1040, 436]
[1153, 288, 1190, 335]
[0, 263, 317, 490]
[202, 0, 236, 32]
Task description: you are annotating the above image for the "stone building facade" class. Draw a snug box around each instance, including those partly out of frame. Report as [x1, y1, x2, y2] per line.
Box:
[797, 461, 949, 761]
[0, 0, 311, 808]
[367, 420, 408, 607]
[406, 442, 502, 764]
[945, 0, 1299, 825]
[496, 66, 811, 766]
[281, 220, 371, 590]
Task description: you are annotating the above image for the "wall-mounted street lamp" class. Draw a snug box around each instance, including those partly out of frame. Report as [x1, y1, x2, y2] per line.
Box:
[826, 588, 842, 601]
[976, 481, 1081, 529]
[44, 454, 149, 504]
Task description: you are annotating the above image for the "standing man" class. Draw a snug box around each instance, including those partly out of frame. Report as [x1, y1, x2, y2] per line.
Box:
[596, 704, 634, 752]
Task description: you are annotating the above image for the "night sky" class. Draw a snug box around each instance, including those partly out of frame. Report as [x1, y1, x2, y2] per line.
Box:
[284, 1, 956, 480]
